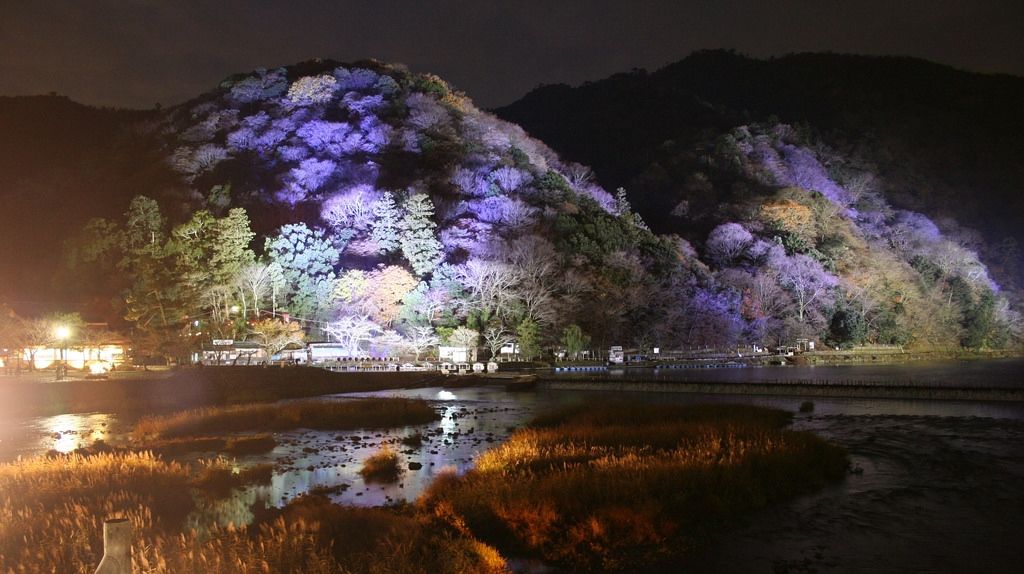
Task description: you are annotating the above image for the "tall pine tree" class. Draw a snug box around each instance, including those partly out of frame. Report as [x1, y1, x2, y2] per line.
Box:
[400, 193, 443, 276]
[370, 192, 401, 254]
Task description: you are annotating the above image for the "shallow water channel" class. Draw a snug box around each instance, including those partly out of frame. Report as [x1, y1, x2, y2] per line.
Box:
[2, 360, 1023, 572]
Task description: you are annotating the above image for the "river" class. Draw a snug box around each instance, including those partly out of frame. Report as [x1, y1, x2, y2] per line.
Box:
[2, 359, 1023, 572]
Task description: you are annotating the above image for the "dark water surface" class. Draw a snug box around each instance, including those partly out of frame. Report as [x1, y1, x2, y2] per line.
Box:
[560, 357, 1024, 388]
[2, 360, 1023, 572]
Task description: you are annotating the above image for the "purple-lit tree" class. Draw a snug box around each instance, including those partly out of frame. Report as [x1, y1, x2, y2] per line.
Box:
[297, 120, 351, 155]
[285, 158, 336, 200]
[322, 184, 380, 233]
[562, 163, 594, 190]
[334, 67, 381, 92]
[674, 288, 743, 349]
[343, 92, 385, 116]
[775, 253, 838, 324]
[706, 222, 754, 268]
[490, 166, 531, 194]
[254, 117, 294, 151]
[228, 68, 288, 103]
[780, 144, 851, 206]
[405, 92, 450, 130]
[451, 167, 492, 197]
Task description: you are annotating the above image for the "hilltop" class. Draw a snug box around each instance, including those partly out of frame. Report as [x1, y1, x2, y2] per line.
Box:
[495, 50, 1024, 285]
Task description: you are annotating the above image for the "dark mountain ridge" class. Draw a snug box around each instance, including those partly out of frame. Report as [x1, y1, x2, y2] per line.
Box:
[0, 95, 174, 308]
[496, 50, 1024, 254]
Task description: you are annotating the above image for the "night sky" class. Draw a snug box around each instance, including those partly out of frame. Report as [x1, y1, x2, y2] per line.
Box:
[2, 0, 1022, 109]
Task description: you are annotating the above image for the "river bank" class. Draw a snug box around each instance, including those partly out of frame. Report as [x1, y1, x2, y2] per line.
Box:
[539, 357, 1024, 401]
[0, 367, 445, 417]
[538, 379, 1024, 401]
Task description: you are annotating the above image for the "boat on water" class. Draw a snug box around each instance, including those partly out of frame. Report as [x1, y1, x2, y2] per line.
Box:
[502, 374, 538, 392]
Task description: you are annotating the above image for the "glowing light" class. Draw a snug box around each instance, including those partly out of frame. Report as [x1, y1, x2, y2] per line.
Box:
[436, 390, 457, 401]
[44, 413, 112, 454]
[54, 326, 70, 341]
[88, 361, 110, 375]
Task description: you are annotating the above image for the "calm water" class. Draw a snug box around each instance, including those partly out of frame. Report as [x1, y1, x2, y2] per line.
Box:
[2, 359, 1023, 572]
[561, 357, 1024, 388]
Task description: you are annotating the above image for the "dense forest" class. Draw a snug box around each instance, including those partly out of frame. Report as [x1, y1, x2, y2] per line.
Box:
[1, 54, 1021, 359]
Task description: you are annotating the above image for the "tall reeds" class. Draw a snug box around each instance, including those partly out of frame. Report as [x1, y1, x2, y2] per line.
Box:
[0, 451, 505, 573]
[421, 403, 848, 572]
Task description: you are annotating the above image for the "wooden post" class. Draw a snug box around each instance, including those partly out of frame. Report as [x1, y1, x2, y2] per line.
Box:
[94, 518, 130, 574]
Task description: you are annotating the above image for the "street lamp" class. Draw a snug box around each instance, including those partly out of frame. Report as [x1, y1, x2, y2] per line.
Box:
[54, 325, 70, 381]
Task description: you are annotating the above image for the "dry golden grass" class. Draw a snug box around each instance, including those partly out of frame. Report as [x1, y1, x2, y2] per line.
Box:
[0, 451, 193, 573]
[2, 402, 844, 573]
[134, 397, 439, 439]
[191, 459, 275, 496]
[0, 451, 506, 573]
[421, 403, 848, 572]
[360, 447, 403, 483]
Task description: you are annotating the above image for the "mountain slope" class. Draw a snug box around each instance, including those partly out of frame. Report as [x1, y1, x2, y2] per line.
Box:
[495, 50, 1024, 261]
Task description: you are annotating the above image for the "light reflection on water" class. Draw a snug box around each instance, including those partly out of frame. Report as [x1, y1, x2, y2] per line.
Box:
[197, 393, 535, 527]
[0, 412, 116, 458]
[217, 385, 1024, 516]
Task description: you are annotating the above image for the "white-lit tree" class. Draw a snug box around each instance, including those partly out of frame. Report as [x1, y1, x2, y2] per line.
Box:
[405, 325, 440, 361]
[400, 194, 443, 276]
[325, 315, 381, 358]
[370, 192, 402, 254]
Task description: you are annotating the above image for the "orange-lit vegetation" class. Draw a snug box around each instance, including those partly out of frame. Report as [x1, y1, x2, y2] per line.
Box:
[2, 402, 845, 573]
[359, 446, 403, 483]
[134, 397, 439, 439]
[421, 403, 848, 572]
[191, 459, 275, 496]
[0, 452, 505, 573]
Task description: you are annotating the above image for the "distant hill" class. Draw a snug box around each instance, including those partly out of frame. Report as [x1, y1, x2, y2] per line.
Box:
[495, 50, 1024, 272]
[0, 95, 176, 311]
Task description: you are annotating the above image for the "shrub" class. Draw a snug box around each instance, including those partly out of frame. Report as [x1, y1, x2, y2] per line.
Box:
[360, 447, 402, 483]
